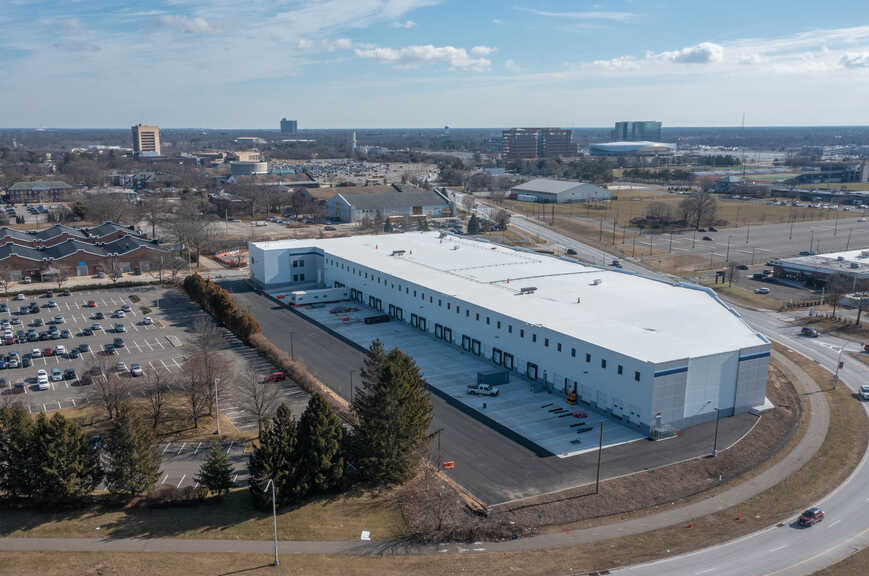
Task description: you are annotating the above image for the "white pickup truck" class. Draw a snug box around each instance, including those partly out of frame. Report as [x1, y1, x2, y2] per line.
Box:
[467, 383, 499, 397]
[860, 385, 869, 401]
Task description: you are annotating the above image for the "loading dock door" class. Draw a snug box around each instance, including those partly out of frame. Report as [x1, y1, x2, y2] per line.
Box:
[471, 339, 481, 356]
[418, 317, 426, 331]
[462, 335, 471, 352]
[503, 353, 514, 371]
[411, 313, 418, 328]
[443, 327, 452, 343]
[492, 348, 503, 365]
[526, 362, 538, 381]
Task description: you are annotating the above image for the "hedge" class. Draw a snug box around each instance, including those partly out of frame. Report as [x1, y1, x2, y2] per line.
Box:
[182, 274, 260, 342]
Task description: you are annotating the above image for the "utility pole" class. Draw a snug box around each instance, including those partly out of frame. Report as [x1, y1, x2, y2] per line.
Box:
[289, 332, 295, 361]
[594, 421, 604, 494]
[632, 233, 637, 257]
[833, 347, 843, 391]
[711, 408, 720, 457]
[599, 217, 603, 242]
[810, 229, 814, 252]
[745, 222, 750, 245]
[847, 228, 853, 251]
[789, 216, 794, 240]
[265, 479, 279, 566]
[669, 232, 673, 254]
[692, 229, 696, 249]
[726, 235, 732, 262]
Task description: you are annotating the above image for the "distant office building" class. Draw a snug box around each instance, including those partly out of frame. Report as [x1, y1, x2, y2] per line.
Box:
[131, 124, 161, 157]
[230, 161, 269, 176]
[502, 128, 575, 160]
[613, 121, 662, 142]
[280, 118, 298, 134]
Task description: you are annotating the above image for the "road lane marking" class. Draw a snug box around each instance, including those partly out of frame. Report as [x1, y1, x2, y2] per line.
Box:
[769, 545, 788, 552]
[828, 519, 841, 527]
[160, 359, 171, 373]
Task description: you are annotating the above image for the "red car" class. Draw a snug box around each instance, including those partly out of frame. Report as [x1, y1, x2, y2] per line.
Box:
[43, 347, 54, 357]
[799, 506, 825, 527]
[265, 371, 287, 382]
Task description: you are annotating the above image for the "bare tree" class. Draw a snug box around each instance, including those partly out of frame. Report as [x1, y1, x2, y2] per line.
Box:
[143, 370, 168, 429]
[180, 320, 231, 429]
[179, 352, 212, 429]
[236, 364, 283, 435]
[84, 195, 129, 224]
[826, 273, 851, 319]
[139, 194, 166, 239]
[87, 356, 128, 420]
[494, 209, 511, 230]
[679, 190, 717, 230]
[0, 268, 12, 298]
[460, 195, 475, 215]
[55, 264, 71, 290]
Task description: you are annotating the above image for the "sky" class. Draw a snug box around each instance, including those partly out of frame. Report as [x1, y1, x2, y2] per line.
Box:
[2, 1, 869, 129]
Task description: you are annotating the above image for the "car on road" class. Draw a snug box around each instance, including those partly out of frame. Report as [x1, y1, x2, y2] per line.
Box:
[50, 368, 62, 382]
[466, 383, 500, 396]
[801, 327, 820, 338]
[142, 316, 153, 325]
[754, 287, 771, 295]
[565, 248, 577, 256]
[64, 368, 76, 380]
[14, 294, 24, 301]
[702, 236, 713, 241]
[737, 264, 749, 270]
[610, 259, 622, 268]
[798, 506, 825, 527]
[860, 385, 869, 401]
[130, 363, 143, 377]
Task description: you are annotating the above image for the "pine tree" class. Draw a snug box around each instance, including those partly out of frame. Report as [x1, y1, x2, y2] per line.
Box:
[196, 440, 234, 497]
[353, 349, 432, 485]
[467, 214, 480, 235]
[105, 405, 161, 497]
[31, 413, 102, 503]
[296, 394, 344, 496]
[248, 404, 299, 508]
[0, 405, 36, 498]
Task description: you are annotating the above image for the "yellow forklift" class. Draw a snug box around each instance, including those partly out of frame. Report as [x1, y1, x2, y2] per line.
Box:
[565, 380, 578, 405]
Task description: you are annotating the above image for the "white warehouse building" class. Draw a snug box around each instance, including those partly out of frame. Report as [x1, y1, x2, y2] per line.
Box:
[510, 179, 611, 203]
[249, 232, 770, 434]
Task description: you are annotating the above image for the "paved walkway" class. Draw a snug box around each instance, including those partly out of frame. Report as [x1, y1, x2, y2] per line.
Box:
[0, 352, 829, 558]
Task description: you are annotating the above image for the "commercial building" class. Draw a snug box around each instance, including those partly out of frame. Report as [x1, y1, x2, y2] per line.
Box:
[771, 249, 869, 290]
[590, 141, 677, 156]
[614, 121, 662, 142]
[230, 161, 269, 176]
[325, 184, 451, 222]
[511, 179, 611, 203]
[5, 180, 74, 203]
[131, 124, 161, 157]
[502, 128, 576, 160]
[249, 232, 770, 434]
[0, 222, 167, 281]
[280, 118, 298, 134]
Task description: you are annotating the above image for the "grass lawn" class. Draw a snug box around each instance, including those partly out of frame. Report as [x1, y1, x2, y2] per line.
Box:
[0, 487, 407, 542]
[58, 392, 256, 445]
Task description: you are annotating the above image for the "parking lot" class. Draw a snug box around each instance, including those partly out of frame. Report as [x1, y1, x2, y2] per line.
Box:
[0, 285, 310, 434]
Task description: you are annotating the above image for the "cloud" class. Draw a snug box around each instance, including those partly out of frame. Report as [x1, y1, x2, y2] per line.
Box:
[355, 44, 491, 71]
[297, 39, 313, 50]
[52, 40, 100, 53]
[470, 45, 495, 56]
[492, 18, 502, 24]
[391, 20, 416, 29]
[659, 42, 724, 64]
[517, 7, 634, 22]
[841, 52, 869, 68]
[504, 59, 520, 73]
[158, 14, 219, 35]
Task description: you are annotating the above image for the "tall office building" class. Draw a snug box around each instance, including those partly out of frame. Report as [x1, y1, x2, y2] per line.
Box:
[280, 118, 298, 134]
[613, 121, 662, 142]
[131, 124, 161, 156]
[502, 128, 575, 160]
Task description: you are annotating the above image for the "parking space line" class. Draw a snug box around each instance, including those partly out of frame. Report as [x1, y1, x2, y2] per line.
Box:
[71, 398, 75, 407]
[194, 441, 202, 455]
[177, 442, 186, 455]
[144, 339, 154, 351]
[134, 341, 143, 353]
[176, 475, 186, 489]
[56, 400, 62, 410]
[160, 359, 171, 373]
[42, 403, 46, 412]
[232, 473, 239, 484]
[154, 338, 165, 350]
[148, 360, 158, 375]
[160, 474, 168, 485]
[172, 358, 183, 370]
[162, 443, 172, 455]
[225, 441, 234, 456]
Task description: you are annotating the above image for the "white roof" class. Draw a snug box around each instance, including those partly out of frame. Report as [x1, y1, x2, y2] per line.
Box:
[774, 248, 869, 278]
[252, 232, 766, 363]
[512, 179, 590, 194]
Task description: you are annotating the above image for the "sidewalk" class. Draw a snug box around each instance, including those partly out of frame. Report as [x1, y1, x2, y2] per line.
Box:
[0, 353, 829, 557]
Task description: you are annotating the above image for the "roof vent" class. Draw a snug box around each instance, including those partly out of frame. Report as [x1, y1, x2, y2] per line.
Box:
[851, 262, 860, 269]
[860, 251, 869, 259]
[391, 249, 406, 256]
[837, 256, 845, 261]
[519, 286, 537, 295]
[591, 279, 602, 286]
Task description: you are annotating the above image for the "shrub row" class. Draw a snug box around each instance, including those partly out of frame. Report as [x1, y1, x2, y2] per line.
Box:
[183, 274, 260, 342]
[249, 332, 353, 423]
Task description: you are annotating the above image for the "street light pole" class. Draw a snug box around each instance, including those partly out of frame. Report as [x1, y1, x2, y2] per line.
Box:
[289, 332, 295, 361]
[834, 347, 843, 391]
[594, 421, 604, 494]
[214, 378, 221, 436]
[265, 479, 279, 566]
[711, 408, 720, 457]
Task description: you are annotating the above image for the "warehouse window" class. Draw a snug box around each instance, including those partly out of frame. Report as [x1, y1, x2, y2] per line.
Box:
[430, 296, 433, 303]
[486, 317, 490, 325]
[508, 325, 512, 334]
[585, 353, 591, 363]
[456, 306, 460, 314]
[557, 343, 562, 352]
[497, 320, 501, 329]
[601, 359, 607, 369]
[571, 348, 576, 357]
[532, 334, 537, 342]
[544, 338, 549, 347]
[447, 302, 451, 310]
[618, 364, 623, 375]
[520, 329, 524, 338]
[635, 371, 641, 381]
[406, 288, 409, 294]
[414, 290, 417, 297]
[476, 313, 480, 321]
[438, 299, 442, 306]
[466, 310, 469, 317]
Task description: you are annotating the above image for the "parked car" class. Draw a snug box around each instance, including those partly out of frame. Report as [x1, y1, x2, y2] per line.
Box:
[115, 361, 128, 372]
[53, 315, 64, 324]
[86, 300, 96, 308]
[55, 345, 66, 356]
[466, 383, 500, 396]
[112, 310, 126, 318]
[142, 316, 153, 325]
[21, 356, 30, 368]
[78, 343, 90, 352]
[43, 347, 54, 357]
[68, 348, 80, 359]
[801, 327, 820, 338]
[130, 364, 144, 377]
[46, 300, 57, 308]
[798, 506, 825, 527]
[114, 323, 125, 333]
[30, 348, 42, 358]
[860, 385, 869, 401]
[113, 337, 125, 348]
[754, 287, 771, 294]
[737, 264, 749, 270]
[702, 236, 713, 241]
[265, 371, 287, 382]
[14, 294, 25, 301]
[121, 304, 131, 312]
[60, 329, 70, 339]
[94, 312, 104, 320]
[50, 368, 62, 382]
[61, 289, 70, 297]
[64, 368, 77, 380]
[565, 248, 577, 256]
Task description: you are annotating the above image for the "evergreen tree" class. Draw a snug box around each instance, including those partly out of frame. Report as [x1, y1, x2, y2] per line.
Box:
[467, 214, 480, 235]
[417, 218, 429, 231]
[352, 349, 433, 485]
[196, 440, 234, 497]
[31, 413, 102, 503]
[0, 405, 36, 497]
[296, 394, 344, 495]
[248, 404, 299, 508]
[383, 218, 393, 233]
[105, 405, 161, 497]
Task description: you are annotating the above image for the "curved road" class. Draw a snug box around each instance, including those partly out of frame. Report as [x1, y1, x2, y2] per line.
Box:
[503, 208, 869, 575]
